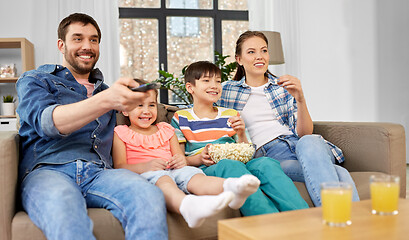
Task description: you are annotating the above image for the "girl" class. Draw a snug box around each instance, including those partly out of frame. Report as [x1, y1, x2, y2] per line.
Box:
[218, 31, 359, 206]
[112, 80, 260, 228]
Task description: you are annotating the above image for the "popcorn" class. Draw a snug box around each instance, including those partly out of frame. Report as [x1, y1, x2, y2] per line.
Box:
[208, 143, 256, 164]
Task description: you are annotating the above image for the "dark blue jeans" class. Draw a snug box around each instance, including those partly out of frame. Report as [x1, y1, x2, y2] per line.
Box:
[21, 160, 168, 240]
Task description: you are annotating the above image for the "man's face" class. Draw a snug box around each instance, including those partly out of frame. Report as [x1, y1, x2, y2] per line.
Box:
[58, 22, 100, 77]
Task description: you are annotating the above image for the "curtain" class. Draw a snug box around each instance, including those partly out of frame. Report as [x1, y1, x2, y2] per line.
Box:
[22, 0, 120, 85]
[247, 0, 301, 77]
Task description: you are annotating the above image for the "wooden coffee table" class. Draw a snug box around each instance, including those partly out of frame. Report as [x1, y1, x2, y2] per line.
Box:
[219, 199, 409, 240]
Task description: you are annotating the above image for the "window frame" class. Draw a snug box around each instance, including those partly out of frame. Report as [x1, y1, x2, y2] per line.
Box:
[119, 0, 248, 103]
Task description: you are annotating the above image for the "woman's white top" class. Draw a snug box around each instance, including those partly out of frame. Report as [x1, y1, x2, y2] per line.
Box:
[240, 83, 293, 149]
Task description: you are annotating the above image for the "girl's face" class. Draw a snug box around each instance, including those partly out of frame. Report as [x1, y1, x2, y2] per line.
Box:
[236, 36, 270, 78]
[124, 91, 157, 129]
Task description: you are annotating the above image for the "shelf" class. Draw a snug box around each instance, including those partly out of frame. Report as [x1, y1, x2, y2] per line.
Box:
[0, 115, 16, 118]
[0, 38, 35, 77]
[0, 77, 18, 83]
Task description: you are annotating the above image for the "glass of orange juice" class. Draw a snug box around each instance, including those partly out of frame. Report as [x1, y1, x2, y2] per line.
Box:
[370, 175, 400, 215]
[321, 182, 352, 227]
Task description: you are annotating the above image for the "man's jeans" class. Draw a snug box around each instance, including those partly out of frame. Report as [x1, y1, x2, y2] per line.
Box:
[21, 160, 168, 240]
[255, 135, 360, 206]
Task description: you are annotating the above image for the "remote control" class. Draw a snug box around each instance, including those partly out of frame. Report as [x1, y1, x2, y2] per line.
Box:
[129, 82, 160, 92]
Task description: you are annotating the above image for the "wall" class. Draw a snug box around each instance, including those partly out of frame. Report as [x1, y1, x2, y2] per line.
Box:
[0, 0, 120, 90]
[298, 0, 409, 162]
[298, 0, 377, 122]
[376, 0, 409, 163]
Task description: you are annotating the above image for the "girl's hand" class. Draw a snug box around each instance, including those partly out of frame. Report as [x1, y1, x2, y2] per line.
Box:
[144, 158, 168, 172]
[200, 144, 215, 166]
[168, 154, 187, 169]
[277, 75, 305, 103]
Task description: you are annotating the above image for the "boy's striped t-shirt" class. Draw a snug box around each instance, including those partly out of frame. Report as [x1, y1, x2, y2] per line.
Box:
[171, 107, 239, 156]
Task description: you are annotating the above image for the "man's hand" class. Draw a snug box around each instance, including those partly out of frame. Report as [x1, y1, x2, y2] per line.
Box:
[53, 77, 148, 135]
[103, 77, 149, 112]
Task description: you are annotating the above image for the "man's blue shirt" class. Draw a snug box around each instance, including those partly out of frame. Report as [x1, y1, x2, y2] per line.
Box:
[16, 64, 116, 181]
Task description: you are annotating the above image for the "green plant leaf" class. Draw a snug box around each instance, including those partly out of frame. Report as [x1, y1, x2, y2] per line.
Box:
[2, 95, 15, 103]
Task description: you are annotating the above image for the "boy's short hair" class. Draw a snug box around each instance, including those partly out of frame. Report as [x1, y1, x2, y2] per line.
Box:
[184, 61, 221, 85]
[58, 13, 101, 43]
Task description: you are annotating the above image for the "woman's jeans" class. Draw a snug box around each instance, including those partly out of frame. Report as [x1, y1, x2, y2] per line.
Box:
[21, 160, 168, 240]
[202, 157, 308, 216]
[255, 134, 360, 206]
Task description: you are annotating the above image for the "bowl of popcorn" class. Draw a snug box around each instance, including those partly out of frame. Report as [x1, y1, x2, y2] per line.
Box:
[208, 143, 256, 164]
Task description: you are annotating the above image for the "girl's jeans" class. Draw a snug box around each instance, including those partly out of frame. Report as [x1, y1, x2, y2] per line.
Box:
[255, 134, 360, 206]
[21, 160, 168, 240]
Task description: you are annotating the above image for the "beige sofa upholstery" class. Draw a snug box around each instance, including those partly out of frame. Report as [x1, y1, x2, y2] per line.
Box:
[0, 104, 406, 240]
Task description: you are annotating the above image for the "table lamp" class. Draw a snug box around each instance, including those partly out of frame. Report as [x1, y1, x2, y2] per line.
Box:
[260, 31, 285, 65]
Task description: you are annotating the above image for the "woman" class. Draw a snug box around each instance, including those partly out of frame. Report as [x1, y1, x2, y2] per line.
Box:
[218, 31, 359, 206]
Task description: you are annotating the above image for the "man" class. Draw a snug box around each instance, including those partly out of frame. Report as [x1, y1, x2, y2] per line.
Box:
[16, 13, 168, 240]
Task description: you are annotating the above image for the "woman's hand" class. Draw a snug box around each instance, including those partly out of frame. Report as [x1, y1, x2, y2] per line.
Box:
[278, 75, 305, 103]
[168, 154, 187, 169]
[278, 75, 313, 136]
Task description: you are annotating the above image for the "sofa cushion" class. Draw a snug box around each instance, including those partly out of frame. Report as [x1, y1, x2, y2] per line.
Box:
[12, 207, 241, 240]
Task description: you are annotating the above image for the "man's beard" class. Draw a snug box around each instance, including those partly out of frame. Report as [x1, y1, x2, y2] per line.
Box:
[64, 46, 98, 75]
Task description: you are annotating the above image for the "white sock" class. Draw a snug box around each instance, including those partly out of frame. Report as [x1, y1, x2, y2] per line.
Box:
[179, 191, 234, 228]
[223, 175, 260, 209]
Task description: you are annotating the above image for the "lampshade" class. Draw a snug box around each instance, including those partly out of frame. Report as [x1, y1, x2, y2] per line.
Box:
[260, 31, 285, 65]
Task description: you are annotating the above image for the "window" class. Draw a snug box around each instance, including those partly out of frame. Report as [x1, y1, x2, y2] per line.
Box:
[118, 0, 248, 104]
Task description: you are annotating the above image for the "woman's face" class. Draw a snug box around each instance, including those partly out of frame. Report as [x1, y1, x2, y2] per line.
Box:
[236, 36, 269, 78]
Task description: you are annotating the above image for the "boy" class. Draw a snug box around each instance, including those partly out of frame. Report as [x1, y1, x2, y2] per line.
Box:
[171, 61, 309, 216]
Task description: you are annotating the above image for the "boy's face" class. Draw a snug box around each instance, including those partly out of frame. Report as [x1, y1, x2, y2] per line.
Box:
[123, 91, 157, 129]
[186, 74, 222, 105]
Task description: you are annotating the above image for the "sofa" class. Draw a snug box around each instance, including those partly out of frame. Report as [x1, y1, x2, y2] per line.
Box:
[0, 103, 406, 240]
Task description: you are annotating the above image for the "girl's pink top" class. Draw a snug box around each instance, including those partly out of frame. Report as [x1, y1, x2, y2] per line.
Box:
[114, 122, 175, 164]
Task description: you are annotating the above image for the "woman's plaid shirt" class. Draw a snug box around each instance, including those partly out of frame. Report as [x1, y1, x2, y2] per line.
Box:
[218, 74, 345, 163]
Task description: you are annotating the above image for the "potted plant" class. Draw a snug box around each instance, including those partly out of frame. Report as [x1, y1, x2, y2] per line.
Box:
[154, 51, 237, 105]
[2, 95, 16, 116]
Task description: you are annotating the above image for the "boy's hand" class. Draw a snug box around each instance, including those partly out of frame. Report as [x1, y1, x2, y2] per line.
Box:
[144, 158, 168, 172]
[228, 116, 246, 133]
[200, 144, 215, 166]
[167, 154, 187, 169]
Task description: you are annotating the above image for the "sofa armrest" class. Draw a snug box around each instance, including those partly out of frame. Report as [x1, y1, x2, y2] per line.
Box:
[313, 121, 406, 193]
[0, 131, 19, 240]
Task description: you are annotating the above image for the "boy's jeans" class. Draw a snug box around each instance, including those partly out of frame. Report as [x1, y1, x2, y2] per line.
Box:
[255, 134, 360, 206]
[21, 160, 168, 240]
